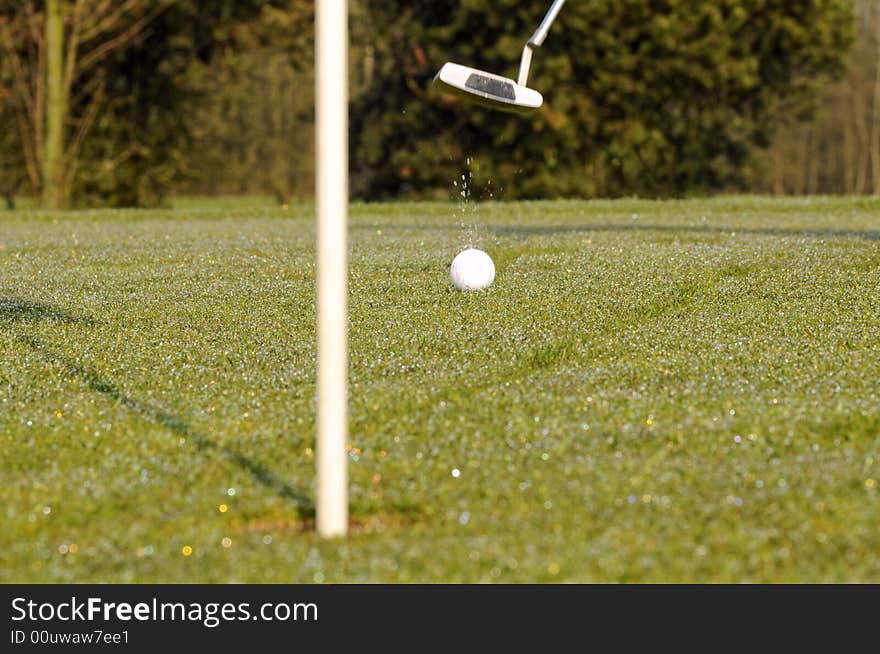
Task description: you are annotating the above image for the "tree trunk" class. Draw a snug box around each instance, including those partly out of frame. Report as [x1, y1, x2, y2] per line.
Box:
[772, 133, 785, 195]
[872, 8, 880, 194]
[843, 82, 856, 193]
[854, 82, 870, 194]
[43, 0, 65, 209]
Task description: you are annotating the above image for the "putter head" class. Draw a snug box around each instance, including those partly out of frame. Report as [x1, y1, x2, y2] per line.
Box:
[433, 62, 543, 114]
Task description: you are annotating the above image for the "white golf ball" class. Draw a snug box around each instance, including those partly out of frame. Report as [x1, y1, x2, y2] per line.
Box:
[450, 248, 495, 290]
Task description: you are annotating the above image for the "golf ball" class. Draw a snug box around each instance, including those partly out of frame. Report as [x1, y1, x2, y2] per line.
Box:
[450, 248, 495, 290]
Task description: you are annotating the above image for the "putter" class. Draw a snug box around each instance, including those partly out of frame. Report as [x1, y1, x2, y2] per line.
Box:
[433, 0, 566, 113]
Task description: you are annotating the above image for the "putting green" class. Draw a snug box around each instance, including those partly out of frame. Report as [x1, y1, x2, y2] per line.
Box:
[1, 197, 878, 582]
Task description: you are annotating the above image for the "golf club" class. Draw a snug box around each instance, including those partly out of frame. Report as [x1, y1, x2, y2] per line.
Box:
[433, 0, 566, 113]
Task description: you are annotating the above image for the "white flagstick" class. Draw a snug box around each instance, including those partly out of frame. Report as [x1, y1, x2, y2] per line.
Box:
[316, 0, 349, 538]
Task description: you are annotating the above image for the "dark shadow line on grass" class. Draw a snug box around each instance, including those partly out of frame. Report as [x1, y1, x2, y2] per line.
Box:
[0, 297, 98, 326]
[3, 298, 314, 516]
[349, 223, 880, 242]
[490, 223, 880, 241]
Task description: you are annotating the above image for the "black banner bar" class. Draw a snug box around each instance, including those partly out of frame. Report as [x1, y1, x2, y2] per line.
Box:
[3, 585, 877, 650]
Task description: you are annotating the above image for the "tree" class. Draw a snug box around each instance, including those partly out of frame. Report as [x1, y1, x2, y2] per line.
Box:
[0, 0, 302, 207]
[350, 0, 853, 200]
[754, 0, 880, 195]
[0, 34, 25, 207]
[0, 1, 171, 208]
[0, 0, 858, 204]
[42, 0, 63, 208]
[174, 1, 315, 201]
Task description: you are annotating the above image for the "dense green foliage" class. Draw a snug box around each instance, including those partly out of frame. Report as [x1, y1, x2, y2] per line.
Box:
[353, 0, 853, 199]
[0, 85, 25, 207]
[0, 4, 30, 206]
[179, 2, 314, 201]
[756, 0, 880, 195]
[2, 197, 879, 582]
[0, 1, 857, 204]
[0, 0, 307, 207]
[72, 0, 304, 206]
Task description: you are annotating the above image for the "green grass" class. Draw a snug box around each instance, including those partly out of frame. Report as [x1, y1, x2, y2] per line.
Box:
[1, 197, 879, 583]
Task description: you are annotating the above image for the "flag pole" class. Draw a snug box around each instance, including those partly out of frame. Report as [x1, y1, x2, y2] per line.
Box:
[316, 0, 349, 538]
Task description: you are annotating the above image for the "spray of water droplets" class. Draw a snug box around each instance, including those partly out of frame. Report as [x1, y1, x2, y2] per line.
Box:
[452, 157, 495, 248]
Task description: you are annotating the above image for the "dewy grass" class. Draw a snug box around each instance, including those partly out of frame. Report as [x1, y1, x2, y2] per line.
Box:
[1, 197, 878, 582]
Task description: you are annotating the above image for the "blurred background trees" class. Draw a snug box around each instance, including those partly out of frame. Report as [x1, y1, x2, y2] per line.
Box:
[755, 0, 880, 194]
[0, 0, 177, 207]
[0, 0, 874, 207]
[350, 0, 853, 199]
[0, 0, 309, 206]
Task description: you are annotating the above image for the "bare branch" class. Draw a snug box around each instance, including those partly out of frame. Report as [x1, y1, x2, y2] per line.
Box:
[75, 4, 169, 79]
[68, 68, 105, 109]
[110, 145, 139, 169]
[78, 0, 142, 43]
[15, 106, 40, 190]
[34, 36, 45, 175]
[64, 0, 88, 104]
[63, 75, 106, 199]
[0, 20, 37, 126]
